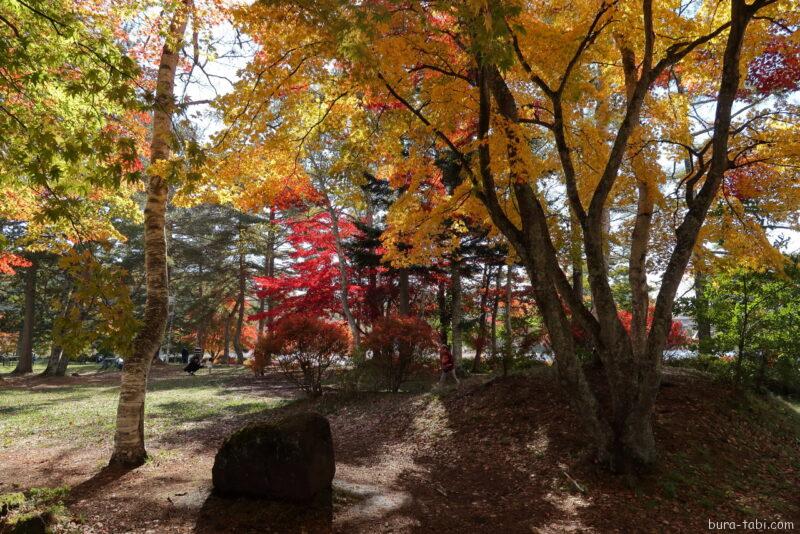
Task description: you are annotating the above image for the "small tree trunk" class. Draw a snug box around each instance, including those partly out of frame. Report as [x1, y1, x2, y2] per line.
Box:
[694, 271, 711, 347]
[490, 268, 501, 360]
[734, 275, 749, 387]
[436, 279, 448, 343]
[42, 288, 75, 377]
[503, 264, 513, 377]
[13, 260, 37, 375]
[196, 323, 206, 354]
[325, 203, 360, 352]
[258, 209, 276, 336]
[755, 349, 769, 390]
[450, 258, 462, 364]
[233, 251, 246, 364]
[472, 265, 490, 373]
[223, 300, 239, 364]
[42, 345, 63, 377]
[110, 3, 188, 468]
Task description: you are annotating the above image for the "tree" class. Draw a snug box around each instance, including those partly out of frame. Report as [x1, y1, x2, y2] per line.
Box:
[12, 259, 37, 374]
[703, 262, 800, 390]
[234, 0, 798, 470]
[110, 0, 191, 468]
[1, 0, 142, 375]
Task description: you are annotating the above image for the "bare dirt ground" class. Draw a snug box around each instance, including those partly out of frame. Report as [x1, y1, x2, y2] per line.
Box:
[1, 365, 799, 533]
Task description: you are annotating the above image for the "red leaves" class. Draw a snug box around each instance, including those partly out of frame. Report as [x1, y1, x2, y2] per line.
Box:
[0, 253, 31, 275]
[723, 162, 776, 202]
[363, 98, 404, 113]
[569, 307, 692, 349]
[617, 309, 692, 349]
[250, 212, 361, 322]
[365, 315, 436, 355]
[747, 38, 800, 94]
[269, 314, 350, 358]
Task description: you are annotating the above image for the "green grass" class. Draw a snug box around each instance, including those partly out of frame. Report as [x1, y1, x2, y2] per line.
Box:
[0, 361, 105, 376]
[0, 366, 285, 448]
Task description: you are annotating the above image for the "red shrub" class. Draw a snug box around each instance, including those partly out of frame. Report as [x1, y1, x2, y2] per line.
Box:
[268, 314, 350, 396]
[247, 335, 282, 376]
[365, 315, 436, 392]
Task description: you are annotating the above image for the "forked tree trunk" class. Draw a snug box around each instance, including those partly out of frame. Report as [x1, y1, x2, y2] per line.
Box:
[325, 200, 361, 353]
[56, 348, 69, 375]
[458, 2, 754, 468]
[42, 344, 71, 377]
[13, 260, 37, 375]
[42, 346, 64, 377]
[110, 3, 189, 468]
[42, 289, 74, 377]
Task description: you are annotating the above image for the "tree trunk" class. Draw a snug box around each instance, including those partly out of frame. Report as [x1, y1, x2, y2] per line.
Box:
[258, 208, 276, 336]
[223, 300, 239, 364]
[42, 288, 75, 377]
[436, 279, 448, 344]
[12, 260, 37, 375]
[450, 258, 462, 364]
[56, 348, 69, 375]
[110, 3, 188, 468]
[472, 265, 490, 372]
[42, 345, 63, 377]
[233, 251, 246, 364]
[755, 349, 768, 390]
[570, 209, 583, 302]
[326, 202, 360, 353]
[734, 275, 749, 386]
[503, 264, 513, 377]
[694, 271, 711, 347]
[490, 267, 501, 360]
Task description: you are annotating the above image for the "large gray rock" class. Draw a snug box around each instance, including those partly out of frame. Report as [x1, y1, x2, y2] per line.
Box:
[212, 413, 335, 502]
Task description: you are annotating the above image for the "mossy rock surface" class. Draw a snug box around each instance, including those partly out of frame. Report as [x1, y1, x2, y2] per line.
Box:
[212, 412, 335, 502]
[2, 510, 55, 534]
[0, 493, 25, 517]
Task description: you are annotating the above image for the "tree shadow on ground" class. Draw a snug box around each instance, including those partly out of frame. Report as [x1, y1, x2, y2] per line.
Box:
[330, 371, 574, 533]
[194, 489, 333, 534]
[67, 465, 137, 504]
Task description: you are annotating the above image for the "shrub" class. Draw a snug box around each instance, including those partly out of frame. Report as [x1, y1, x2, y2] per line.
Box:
[365, 316, 436, 392]
[247, 335, 279, 376]
[268, 315, 350, 397]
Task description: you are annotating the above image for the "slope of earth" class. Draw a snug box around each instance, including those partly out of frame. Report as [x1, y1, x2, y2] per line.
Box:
[1, 365, 798, 533]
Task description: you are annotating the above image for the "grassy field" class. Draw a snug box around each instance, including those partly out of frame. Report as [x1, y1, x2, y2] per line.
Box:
[0, 365, 284, 449]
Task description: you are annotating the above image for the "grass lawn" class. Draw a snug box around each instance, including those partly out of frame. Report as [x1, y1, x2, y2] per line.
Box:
[0, 365, 285, 449]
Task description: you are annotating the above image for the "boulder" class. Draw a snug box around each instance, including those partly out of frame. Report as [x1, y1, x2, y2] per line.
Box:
[212, 413, 335, 502]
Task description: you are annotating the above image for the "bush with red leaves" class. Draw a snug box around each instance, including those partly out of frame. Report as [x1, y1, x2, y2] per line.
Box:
[247, 335, 282, 376]
[365, 315, 437, 392]
[267, 314, 350, 396]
